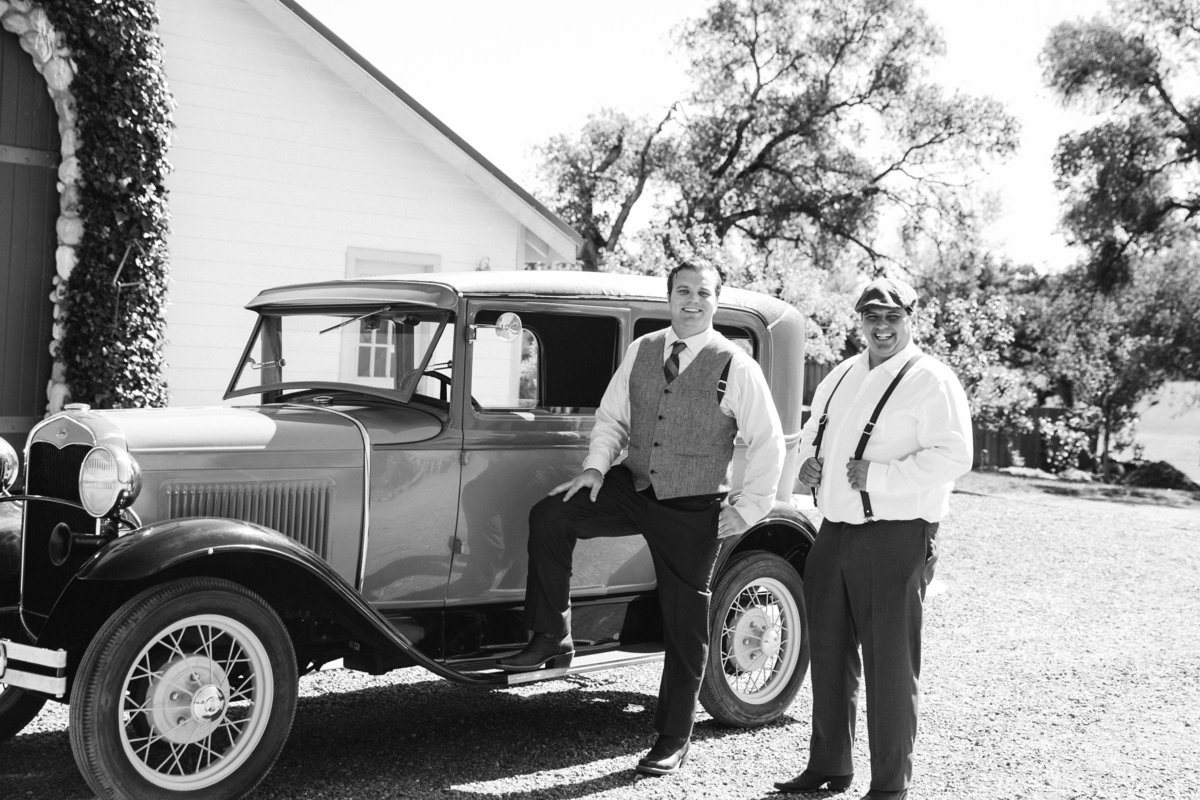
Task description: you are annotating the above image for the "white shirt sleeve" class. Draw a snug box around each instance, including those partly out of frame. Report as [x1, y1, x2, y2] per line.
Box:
[724, 353, 786, 526]
[865, 367, 974, 495]
[582, 339, 639, 474]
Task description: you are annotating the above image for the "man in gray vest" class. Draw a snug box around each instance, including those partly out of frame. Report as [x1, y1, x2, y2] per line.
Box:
[499, 262, 785, 776]
[774, 277, 972, 800]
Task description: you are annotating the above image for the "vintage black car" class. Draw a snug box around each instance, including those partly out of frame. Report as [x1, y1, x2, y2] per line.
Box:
[0, 270, 814, 798]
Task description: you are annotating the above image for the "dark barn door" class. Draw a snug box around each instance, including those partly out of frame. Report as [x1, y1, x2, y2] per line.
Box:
[1, 27, 60, 459]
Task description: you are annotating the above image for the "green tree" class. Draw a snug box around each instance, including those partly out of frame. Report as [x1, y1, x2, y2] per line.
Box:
[534, 0, 1017, 271]
[1041, 0, 1200, 290]
[1035, 245, 1200, 468]
[535, 108, 675, 270]
[915, 294, 1035, 436]
[666, 0, 1015, 263]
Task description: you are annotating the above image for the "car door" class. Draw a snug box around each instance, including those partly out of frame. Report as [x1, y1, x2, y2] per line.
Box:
[447, 301, 656, 608]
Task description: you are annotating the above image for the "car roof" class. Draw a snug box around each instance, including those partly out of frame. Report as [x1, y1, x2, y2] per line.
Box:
[247, 270, 800, 326]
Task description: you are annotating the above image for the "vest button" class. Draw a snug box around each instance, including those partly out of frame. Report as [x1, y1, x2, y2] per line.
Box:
[650, 469, 657, 474]
[653, 442, 660, 447]
[658, 415, 664, 420]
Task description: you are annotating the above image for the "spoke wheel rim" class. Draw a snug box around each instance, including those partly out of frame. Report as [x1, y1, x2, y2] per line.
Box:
[119, 614, 274, 789]
[719, 575, 801, 704]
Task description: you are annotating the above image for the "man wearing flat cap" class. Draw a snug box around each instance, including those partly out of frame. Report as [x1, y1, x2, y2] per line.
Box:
[775, 277, 972, 800]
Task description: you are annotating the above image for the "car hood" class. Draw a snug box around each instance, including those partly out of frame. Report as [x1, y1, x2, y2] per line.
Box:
[86, 405, 365, 454]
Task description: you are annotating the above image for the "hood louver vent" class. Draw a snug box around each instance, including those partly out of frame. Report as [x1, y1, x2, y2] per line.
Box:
[164, 479, 333, 558]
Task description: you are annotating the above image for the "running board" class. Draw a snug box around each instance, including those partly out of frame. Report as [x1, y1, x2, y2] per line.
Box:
[455, 643, 665, 686]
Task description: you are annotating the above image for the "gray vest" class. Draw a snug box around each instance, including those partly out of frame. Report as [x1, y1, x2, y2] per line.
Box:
[625, 330, 741, 499]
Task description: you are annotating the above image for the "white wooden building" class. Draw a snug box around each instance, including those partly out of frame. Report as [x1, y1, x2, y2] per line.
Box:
[157, 0, 580, 406]
[0, 0, 580, 446]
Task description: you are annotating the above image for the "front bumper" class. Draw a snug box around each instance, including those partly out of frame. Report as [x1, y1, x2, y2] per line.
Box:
[0, 639, 67, 697]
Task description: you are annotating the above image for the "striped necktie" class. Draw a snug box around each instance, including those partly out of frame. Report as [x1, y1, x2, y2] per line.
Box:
[663, 341, 687, 383]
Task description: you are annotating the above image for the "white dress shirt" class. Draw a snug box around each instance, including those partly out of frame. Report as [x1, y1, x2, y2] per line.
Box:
[584, 327, 786, 526]
[798, 342, 973, 524]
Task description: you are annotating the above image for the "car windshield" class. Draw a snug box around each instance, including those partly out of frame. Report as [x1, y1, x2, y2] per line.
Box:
[225, 306, 455, 405]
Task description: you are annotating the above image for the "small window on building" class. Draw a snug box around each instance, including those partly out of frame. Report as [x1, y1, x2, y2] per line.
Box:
[357, 319, 395, 380]
[339, 249, 440, 385]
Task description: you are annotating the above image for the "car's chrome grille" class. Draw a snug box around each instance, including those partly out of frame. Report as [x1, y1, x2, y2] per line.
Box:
[163, 479, 333, 558]
[27, 441, 89, 501]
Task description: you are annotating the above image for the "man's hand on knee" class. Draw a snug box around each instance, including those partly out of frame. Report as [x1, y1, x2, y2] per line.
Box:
[550, 468, 605, 502]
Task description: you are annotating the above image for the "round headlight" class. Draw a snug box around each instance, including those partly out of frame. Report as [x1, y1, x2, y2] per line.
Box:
[79, 445, 141, 518]
[0, 437, 18, 494]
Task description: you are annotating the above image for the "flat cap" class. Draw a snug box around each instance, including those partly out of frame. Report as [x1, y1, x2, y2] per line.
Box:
[854, 277, 918, 313]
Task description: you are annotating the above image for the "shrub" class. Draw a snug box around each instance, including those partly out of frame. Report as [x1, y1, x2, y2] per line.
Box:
[41, 0, 173, 408]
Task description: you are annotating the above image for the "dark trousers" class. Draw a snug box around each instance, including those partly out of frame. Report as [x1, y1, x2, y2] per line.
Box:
[803, 518, 939, 792]
[524, 465, 722, 739]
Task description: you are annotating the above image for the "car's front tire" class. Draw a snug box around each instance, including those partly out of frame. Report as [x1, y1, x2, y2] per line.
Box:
[0, 683, 47, 742]
[700, 551, 809, 727]
[69, 577, 298, 799]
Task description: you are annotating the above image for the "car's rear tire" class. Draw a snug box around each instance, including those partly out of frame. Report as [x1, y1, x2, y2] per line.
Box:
[69, 577, 298, 799]
[700, 551, 809, 727]
[0, 683, 48, 742]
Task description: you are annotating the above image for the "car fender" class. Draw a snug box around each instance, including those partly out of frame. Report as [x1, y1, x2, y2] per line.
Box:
[718, 498, 817, 578]
[33, 518, 493, 685]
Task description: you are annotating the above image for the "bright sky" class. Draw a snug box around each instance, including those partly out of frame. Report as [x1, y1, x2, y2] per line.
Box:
[297, 0, 1109, 271]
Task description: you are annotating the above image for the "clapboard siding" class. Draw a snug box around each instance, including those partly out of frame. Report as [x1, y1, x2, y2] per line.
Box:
[157, 0, 556, 406]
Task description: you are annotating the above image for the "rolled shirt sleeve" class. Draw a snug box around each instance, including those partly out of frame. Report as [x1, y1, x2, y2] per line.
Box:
[864, 365, 973, 497]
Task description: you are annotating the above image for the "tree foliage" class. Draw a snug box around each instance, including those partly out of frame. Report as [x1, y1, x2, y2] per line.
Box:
[41, 0, 173, 408]
[1041, 0, 1200, 289]
[914, 292, 1035, 436]
[1033, 244, 1200, 465]
[535, 0, 1017, 271]
[666, 0, 1015, 262]
[535, 109, 674, 270]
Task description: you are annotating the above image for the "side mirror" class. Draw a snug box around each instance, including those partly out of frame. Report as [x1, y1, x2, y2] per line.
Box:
[473, 312, 523, 343]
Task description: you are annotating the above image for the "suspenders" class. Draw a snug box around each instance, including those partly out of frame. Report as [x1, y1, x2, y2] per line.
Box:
[716, 356, 732, 403]
[810, 364, 853, 504]
[813, 354, 923, 521]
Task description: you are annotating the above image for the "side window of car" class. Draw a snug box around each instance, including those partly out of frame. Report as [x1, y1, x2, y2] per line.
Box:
[473, 310, 620, 414]
[471, 326, 539, 409]
[632, 317, 759, 360]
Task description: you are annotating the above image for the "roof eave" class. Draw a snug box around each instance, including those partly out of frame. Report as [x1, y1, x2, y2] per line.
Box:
[250, 0, 583, 259]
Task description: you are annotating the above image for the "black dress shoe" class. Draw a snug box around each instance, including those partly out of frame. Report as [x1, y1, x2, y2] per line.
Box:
[774, 769, 854, 793]
[497, 633, 573, 672]
[860, 791, 906, 800]
[635, 734, 690, 776]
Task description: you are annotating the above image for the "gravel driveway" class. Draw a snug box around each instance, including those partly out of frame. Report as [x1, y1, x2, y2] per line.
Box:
[3, 472, 1198, 799]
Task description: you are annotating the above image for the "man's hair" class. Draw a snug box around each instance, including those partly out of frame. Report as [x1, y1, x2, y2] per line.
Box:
[667, 261, 724, 295]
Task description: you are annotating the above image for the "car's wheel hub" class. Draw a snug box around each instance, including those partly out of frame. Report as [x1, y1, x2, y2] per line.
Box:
[730, 606, 782, 671]
[146, 655, 229, 744]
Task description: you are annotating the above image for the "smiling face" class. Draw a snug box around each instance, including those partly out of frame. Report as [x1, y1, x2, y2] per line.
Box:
[668, 266, 720, 339]
[860, 305, 913, 367]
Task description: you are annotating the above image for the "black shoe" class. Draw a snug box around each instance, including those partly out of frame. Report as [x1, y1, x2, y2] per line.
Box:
[635, 734, 690, 776]
[774, 769, 854, 794]
[496, 633, 573, 672]
[861, 791, 906, 800]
